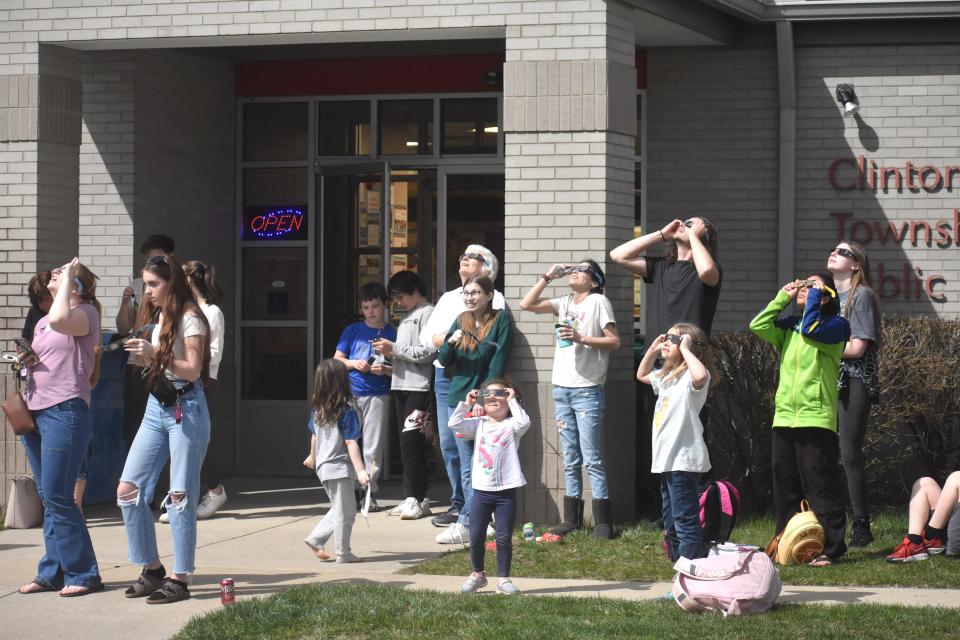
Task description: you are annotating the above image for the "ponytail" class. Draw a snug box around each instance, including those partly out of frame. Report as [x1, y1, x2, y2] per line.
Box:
[183, 260, 224, 306]
[75, 264, 102, 388]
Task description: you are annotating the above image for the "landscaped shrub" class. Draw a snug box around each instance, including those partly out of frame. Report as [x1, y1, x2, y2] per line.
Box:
[702, 316, 960, 514]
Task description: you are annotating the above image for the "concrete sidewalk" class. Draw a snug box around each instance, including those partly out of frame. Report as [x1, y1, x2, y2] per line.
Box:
[2, 477, 959, 640]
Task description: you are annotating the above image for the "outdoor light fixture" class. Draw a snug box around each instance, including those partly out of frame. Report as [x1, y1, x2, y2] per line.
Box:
[836, 83, 860, 115]
[484, 69, 502, 86]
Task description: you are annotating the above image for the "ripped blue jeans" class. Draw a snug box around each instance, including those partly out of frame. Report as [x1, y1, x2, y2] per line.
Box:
[118, 384, 209, 575]
[553, 385, 608, 500]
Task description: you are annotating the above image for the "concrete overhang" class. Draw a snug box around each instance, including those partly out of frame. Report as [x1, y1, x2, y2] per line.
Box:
[700, 0, 960, 21]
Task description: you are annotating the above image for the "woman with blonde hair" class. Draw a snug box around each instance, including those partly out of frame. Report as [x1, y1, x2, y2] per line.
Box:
[19, 258, 104, 596]
[827, 240, 881, 547]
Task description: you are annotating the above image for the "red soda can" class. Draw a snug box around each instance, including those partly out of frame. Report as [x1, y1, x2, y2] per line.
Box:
[220, 578, 235, 605]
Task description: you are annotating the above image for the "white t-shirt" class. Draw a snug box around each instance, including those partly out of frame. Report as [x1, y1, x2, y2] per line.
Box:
[448, 399, 531, 492]
[420, 286, 506, 368]
[200, 302, 225, 380]
[649, 369, 712, 474]
[549, 293, 616, 387]
[151, 312, 208, 382]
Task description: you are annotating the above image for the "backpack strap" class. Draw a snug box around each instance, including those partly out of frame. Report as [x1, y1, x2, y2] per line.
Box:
[715, 481, 738, 543]
[673, 549, 755, 581]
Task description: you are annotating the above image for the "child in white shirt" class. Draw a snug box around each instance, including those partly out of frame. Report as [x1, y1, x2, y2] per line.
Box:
[637, 322, 718, 562]
[449, 378, 530, 595]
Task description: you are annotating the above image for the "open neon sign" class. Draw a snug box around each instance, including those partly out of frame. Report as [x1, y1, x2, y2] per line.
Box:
[249, 208, 305, 239]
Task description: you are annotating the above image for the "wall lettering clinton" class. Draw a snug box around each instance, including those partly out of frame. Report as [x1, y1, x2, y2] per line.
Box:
[828, 155, 956, 304]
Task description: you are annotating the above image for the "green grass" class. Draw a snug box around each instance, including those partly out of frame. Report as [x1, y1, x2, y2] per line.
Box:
[407, 512, 960, 588]
[174, 583, 960, 640]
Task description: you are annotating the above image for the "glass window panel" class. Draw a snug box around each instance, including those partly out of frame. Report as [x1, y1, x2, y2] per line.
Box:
[379, 100, 433, 155]
[441, 98, 498, 154]
[356, 178, 382, 249]
[357, 254, 382, 289]
[242, 327, 306, 400]
[243, 247, 308, 321]
[635, 94, 643, 157]
[243, 102, 308, 162]
[445, 173, 504, 291]
[318, 101, 371, 156]
[243, 168, 308, 241]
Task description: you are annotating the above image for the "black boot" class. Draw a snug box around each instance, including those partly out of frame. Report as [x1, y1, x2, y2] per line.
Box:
[849, 517, 873, 547]
[590, 498, 613, 540]
[548, 495, 584, 537]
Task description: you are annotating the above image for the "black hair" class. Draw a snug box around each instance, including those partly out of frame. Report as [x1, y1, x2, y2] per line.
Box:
[139, 234, 175, 256]
[182, 260, 224, 306]
[359, 281, 389, 304]
[810, 271, 841, 316]
[388, 270, 428, 298]
[578, 258, 606, 294]
[27, 271, 52, 307]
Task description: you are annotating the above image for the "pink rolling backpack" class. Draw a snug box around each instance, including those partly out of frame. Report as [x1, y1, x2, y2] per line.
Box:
[671, 549, 782, 616]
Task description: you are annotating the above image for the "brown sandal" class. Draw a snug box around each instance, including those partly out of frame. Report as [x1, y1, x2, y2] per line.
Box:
[146, 579, 191, 604]
[125, 570, 166, 598]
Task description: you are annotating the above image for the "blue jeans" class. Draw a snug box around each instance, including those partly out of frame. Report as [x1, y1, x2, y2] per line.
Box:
[661, 471, 704, 561]
[435, 372, 465, 512]
[22, 398, 101, 588]
[118, 384, 210, 575]
[469, 488, 517, 577]
[554, 385, 608, 500]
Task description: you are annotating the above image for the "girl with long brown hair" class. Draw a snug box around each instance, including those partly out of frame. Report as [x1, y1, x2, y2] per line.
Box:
[116, 254, 211, 604]
[436, 275, 513, 543]
[827, 240, 881, 548]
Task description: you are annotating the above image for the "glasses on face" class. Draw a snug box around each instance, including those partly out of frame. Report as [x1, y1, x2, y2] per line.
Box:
[145, 255, 169, 266]
[460, 252, 484, 263]
[664, 333, 706, 348]
[683, 219, 695, 228]
[570, 265, 592, 274]
[462, 289, 484, 299]
[478, 389, 508, 400]
[832, 247, 858, 261]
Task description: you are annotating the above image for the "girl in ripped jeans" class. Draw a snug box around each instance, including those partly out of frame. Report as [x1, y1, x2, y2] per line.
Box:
[117, 254, 211, 604]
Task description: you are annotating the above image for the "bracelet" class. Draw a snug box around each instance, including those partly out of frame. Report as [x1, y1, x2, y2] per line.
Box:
[659, 230, 666, 242]
[542, 274, 552, 283]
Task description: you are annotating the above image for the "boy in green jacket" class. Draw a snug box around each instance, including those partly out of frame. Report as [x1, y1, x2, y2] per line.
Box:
[750, 272, 851, 566]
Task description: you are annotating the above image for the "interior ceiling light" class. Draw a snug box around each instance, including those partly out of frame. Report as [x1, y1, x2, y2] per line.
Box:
[836, 83, 860, 115]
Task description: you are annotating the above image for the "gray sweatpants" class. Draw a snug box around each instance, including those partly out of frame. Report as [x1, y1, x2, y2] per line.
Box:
[356, 394, 389, 493]
[305, 477, 356, 557]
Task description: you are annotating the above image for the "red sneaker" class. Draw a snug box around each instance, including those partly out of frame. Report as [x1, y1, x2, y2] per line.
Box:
[885, 537, 929, 563]
[923, 536, 945, 555]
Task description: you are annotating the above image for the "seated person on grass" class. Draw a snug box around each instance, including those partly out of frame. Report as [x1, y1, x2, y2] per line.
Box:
[886, 471, 960, 563]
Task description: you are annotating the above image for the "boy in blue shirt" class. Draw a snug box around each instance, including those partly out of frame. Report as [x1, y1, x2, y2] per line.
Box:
[334, 282, 396, 511]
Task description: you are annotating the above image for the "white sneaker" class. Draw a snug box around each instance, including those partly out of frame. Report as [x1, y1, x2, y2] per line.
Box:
[460, 572, 488, 594]
[196, 485, 228, 520]
[497, 579, 519, 595]
[436, 522, 469, 544]
[158, 511, 169, 524]
[400, 498, 432, 520]
[388, 497, 418, 516]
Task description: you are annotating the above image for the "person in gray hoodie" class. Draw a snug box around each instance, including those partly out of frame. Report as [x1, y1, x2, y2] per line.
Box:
[372, 270, 437, 520]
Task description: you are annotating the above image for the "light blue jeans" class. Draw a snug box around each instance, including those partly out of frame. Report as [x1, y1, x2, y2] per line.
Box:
[22, 398, 101, 589]
[435, 372, 465, 512]
[553, 385, 608, 500]
[118, 383, 209, 575]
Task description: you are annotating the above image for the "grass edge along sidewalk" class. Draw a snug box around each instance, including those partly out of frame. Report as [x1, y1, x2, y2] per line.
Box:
[174, 582, 960, 640]
[407, 514, 960, 589]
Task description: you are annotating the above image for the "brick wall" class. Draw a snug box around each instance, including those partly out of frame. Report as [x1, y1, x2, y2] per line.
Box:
[794, 44, 960, 317]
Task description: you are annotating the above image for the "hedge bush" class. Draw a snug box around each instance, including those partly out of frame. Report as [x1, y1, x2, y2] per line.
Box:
[702, 316, 960, 513]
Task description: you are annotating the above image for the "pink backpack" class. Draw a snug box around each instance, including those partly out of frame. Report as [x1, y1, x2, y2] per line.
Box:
[671, 549, 782, 616]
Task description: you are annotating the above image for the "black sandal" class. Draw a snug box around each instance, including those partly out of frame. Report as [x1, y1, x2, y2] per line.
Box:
[125, 568, 166, 598]
[146, 579, 191, 604]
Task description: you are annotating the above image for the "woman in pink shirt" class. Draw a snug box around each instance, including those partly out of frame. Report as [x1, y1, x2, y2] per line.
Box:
[18, 258, 104, 597]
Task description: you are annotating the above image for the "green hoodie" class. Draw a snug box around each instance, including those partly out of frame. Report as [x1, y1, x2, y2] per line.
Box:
[749, 289, 850, 431]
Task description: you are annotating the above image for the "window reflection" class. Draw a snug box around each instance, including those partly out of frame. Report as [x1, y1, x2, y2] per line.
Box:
[244, 102, 308, 161]
[379, 100, 433, 155]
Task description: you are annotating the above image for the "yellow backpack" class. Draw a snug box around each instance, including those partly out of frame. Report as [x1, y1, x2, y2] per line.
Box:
[765, 500, 825, 565]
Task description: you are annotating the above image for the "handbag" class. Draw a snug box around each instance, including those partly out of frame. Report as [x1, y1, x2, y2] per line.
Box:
[2, 373, 36, 435]
[4, 475, 44, 528]
[149, 374, 194, 407]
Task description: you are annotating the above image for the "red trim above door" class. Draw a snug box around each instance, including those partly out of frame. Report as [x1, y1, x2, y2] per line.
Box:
[236, 53, 506, 97]
[636, 49, 647, 89]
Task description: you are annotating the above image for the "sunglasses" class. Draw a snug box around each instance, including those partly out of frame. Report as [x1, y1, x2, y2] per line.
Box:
[460, 252, 484, 262]
[478, 389, 509, 400]
[145, 255, 169, 266]
[664, 333, 706, 348]
[683, 219, 695, 228]
[799, 280, 838, 299]
[832, 247, 858, 261]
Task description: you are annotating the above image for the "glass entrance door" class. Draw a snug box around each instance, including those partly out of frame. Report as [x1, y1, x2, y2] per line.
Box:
[440, 171, 505, 292]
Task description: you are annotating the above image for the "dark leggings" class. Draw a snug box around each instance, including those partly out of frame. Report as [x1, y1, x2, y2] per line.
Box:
[469, 488, 517, 577]
[838, 376, 870, 519]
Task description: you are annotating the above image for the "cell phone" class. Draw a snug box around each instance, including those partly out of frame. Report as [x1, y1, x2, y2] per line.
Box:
[13, 338, 40, 368]
[101, 322, 157, 352]
[366, 355, 377, 365]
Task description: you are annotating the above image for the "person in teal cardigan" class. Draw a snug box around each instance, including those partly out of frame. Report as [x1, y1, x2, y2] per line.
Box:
[437, 275, 513, 537]
[749, 271, 850, 566]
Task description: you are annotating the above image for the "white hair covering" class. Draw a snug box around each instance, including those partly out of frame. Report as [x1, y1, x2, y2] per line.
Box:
[464, 244, 499, 281]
